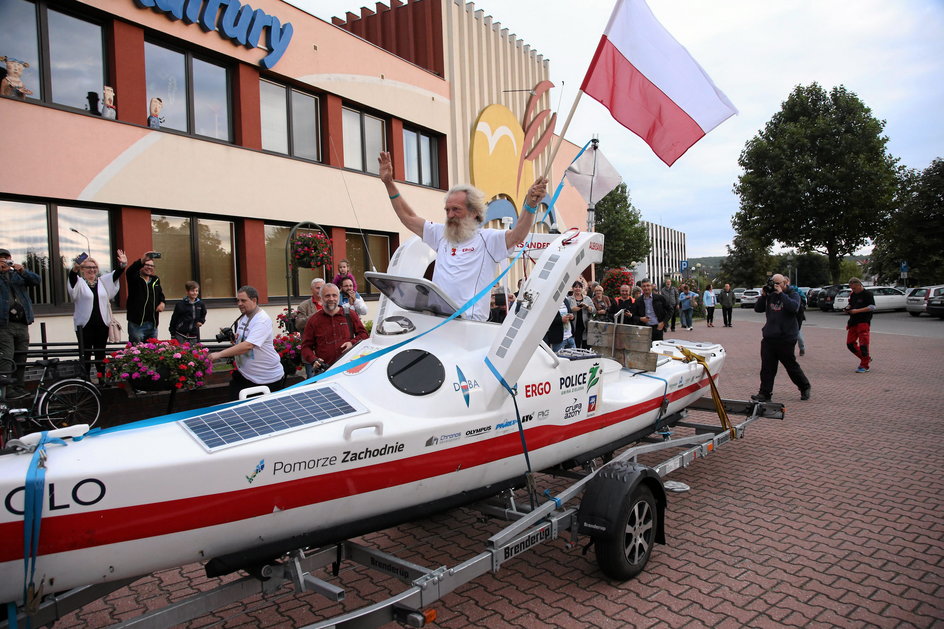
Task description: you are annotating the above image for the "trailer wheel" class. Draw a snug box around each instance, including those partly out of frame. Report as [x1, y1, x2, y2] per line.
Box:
[594, 484, 657, 580]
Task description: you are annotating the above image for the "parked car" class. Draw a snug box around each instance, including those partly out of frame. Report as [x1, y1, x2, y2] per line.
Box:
[928, 290, 944, 319]
[833, 286, 907, 312]
[906, 285, 944, 317]
[819, 284, 850, 311]
[807, 288, 822, 308]
[740, 289, 761, 308]
[733, 288, 746, 303]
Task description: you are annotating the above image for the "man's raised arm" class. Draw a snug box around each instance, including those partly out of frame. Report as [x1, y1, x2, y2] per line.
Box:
[379, 151, 425, 237]
[505, 177, 548, 249]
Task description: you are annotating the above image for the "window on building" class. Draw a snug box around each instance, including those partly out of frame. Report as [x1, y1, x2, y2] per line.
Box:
[342, 107, 384, 174]
[145, 42, 231, 141]
[403, 128, 439, 188]
[0, 199, 112, 309]
[264, 225, 327, 299]
[345, 232, 391, 296]
[0, 1, 106, 112]
[260, 80, 321, 161]
[152, 215, 236, 300]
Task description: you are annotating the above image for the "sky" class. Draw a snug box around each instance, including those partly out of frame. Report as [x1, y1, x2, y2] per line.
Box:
[289, 0, 944, 257]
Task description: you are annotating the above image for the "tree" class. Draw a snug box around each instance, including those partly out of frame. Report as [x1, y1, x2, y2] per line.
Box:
[869, 158, 944, 286]
[733, 83, 898, 283]
[593, 183, 651, 271]
[719, 234, 770, 288]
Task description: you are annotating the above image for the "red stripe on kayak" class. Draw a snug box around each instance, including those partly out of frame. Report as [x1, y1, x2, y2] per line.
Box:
[0, 379, 709, 561]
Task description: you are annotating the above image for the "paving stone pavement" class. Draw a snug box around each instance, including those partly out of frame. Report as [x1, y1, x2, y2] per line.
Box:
[50, 319, 944, 628]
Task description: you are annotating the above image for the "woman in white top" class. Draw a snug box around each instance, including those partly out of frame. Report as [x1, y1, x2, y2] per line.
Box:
[69, 249, 127, 375]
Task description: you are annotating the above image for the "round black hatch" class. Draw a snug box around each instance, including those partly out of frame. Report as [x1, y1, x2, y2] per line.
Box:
[387, 349, 445, 396]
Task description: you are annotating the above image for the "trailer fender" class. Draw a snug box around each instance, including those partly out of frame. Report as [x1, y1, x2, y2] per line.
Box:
[576, 462, 667, 544]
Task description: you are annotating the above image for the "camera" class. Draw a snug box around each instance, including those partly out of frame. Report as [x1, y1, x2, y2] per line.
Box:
[215, 326, 236, 343]
[147, 252, 162, 259]
[763, 278, 778, 294]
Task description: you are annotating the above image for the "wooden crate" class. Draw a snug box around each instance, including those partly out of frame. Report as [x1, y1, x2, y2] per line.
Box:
[587, 320, 658, 371]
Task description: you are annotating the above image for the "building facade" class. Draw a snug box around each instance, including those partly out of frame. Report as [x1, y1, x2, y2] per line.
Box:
[642, 221, 687, 285]
[0, 0, 588, 342]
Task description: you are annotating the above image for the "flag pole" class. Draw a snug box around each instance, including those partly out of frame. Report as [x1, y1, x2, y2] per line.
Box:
[542, 90, 584, 180]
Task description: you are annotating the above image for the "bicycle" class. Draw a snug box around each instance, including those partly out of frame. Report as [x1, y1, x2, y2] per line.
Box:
[0, 357, 102, 447]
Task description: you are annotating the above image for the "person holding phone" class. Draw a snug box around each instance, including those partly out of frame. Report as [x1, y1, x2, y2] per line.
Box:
[69, 249, 127, 378]
[564, 281, 594, 349]
[126, 251, 165, 343]
[0, 248, 41, 398]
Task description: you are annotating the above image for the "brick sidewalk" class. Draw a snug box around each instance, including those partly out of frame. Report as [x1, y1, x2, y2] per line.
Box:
[52, 320, 944, 628]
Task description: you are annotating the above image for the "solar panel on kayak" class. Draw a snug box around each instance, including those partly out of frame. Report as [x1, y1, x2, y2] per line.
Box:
[179, 384, 367, 452]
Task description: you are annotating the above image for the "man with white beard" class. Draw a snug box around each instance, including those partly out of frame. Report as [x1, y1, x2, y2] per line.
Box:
[378, 152, 547, 321]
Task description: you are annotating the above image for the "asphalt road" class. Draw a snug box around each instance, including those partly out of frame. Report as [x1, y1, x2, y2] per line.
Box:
[724, 305, 944, 338]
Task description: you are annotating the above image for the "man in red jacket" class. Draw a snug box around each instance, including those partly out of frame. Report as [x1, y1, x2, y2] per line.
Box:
[301, 283, 368, 373]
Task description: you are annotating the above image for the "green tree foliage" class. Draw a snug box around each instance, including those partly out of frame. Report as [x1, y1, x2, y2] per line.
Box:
[719, 234, 771, 288]
[732, 83, 898, 283]
[869, 158, 944, 286]
[771, 251, 831, 287]
[593, 183, 651, 271]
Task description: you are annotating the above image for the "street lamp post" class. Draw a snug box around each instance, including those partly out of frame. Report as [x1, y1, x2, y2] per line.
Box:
[70, 227, 91, 258]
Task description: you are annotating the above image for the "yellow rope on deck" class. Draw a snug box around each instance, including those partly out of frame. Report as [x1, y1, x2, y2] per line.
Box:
[672, 346, 735, 439]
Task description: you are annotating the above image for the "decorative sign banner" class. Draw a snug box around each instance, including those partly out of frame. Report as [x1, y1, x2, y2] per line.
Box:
[134, 0, 293, 69]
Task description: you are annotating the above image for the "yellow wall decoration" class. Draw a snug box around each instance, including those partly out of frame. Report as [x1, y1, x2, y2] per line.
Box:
[470, 104, 532, 211]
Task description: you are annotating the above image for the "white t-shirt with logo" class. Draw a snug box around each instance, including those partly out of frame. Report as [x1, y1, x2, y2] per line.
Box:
[423, 223, 510, 321]
[234, 308, 283, 385]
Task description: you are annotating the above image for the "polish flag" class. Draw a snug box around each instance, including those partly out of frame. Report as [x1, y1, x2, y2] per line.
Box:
[581, 0, 737, 166]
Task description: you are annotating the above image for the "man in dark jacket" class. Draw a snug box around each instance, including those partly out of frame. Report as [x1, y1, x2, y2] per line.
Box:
[0, 248, 41, 398]
[752, 274, 811, 402]
[126, 252, 165, 343]
[631, 279, 671, 342]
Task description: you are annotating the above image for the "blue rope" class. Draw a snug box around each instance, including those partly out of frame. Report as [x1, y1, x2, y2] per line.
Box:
[22, 432, 67, 609]
[632, 371, 672, 435]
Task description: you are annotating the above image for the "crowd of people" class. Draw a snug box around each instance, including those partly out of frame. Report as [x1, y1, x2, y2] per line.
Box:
[2, 149, 872, 405]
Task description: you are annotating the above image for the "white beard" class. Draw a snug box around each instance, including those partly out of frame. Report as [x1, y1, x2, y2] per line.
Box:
[444, 215, 479, 244]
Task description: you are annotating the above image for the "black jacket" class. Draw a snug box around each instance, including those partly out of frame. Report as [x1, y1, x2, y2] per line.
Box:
[755, 287, 801, 341]
[631, 293, 671, 326]
[169, 298, 207, 338]
[126, 259, 165, 326]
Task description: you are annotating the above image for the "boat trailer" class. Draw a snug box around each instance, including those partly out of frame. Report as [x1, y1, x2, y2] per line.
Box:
[2, 397, 783, 629]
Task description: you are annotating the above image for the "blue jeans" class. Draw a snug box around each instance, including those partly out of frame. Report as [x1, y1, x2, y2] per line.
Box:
[553, 336, 577, 353]
[128, 321, 157, 343]
[680, 308, 693, 328]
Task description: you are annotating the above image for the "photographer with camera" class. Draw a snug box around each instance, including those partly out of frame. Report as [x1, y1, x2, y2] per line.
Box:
[209, 286, 285, 400]
[300, 283, 368, 376]
[0, 248, 41, 398]
[751, 274, 810, 403]
[126, 251, 165, 343]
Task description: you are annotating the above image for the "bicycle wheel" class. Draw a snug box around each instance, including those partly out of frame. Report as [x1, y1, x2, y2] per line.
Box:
[38, 379, 102, 429]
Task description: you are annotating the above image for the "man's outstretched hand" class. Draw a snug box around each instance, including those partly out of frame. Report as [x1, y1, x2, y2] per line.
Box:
[526, 177, 548, 208]
[378, 152, 394, 186]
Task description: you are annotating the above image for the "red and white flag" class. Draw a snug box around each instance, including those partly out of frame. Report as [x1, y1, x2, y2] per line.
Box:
[581, 0, 737, 166]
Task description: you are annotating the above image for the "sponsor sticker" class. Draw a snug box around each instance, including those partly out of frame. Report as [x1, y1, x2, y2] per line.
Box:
[454, 366, 481, 407]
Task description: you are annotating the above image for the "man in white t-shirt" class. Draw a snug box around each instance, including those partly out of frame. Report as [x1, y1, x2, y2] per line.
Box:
[209, 286, 285, 400]
[378, 152, 547, 321]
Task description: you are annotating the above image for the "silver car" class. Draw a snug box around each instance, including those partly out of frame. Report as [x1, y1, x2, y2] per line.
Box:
[834, 286, 907, 312]
[739, 289, 761, 308]
[906, 285, 944, 317]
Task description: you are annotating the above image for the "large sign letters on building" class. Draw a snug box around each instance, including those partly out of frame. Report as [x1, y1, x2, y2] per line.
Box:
[134, 0, 293, 69]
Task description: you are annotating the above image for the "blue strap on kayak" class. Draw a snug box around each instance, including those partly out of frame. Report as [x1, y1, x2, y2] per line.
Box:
[22, 432, 67, 610]
[632, 371, 672, 435]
